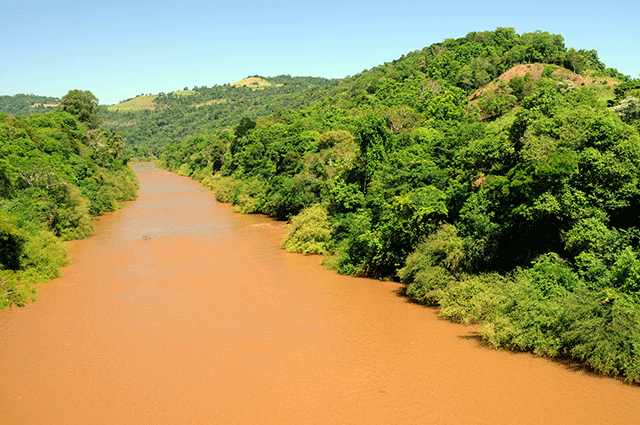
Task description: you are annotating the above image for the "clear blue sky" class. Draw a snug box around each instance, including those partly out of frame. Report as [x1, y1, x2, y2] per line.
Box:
[1, 0, 638, 105]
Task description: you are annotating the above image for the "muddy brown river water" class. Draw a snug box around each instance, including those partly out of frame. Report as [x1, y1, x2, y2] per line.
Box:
[1, 163, 638, 424]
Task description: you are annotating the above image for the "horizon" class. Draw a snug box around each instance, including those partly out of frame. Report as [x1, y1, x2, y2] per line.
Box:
[2, 0, 639, 106]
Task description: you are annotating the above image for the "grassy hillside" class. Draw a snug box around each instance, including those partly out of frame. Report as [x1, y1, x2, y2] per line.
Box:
[230, 76, 283, 89]
[107, 94, 159, 111]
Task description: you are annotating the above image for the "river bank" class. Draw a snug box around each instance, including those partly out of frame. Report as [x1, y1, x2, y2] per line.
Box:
[1, 162, 638, 424]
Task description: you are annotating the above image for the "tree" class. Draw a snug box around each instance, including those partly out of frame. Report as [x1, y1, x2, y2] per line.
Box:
[233, 117, 256, 140]
[356, 113, 393, 193]
[58, 89, 101, 129]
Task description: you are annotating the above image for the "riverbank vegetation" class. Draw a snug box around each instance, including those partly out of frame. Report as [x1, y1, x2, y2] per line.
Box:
[0, 90, 138, 309]
[151, 28, 640, 383]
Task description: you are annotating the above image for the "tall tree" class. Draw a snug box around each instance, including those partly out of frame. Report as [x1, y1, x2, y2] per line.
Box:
[59, 89, 102, 129]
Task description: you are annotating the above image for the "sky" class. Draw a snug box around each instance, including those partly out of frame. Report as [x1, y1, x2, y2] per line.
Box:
[1, 0, 639, 105]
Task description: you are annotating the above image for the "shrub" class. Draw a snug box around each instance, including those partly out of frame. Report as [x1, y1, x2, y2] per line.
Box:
[439, 273, 510, 324]
[204, 174, 238, 203]
[563, 287, 640, 383]
[19, 229, 68, 279]
[281, 204, 331, 255]
[232, 178, 267, 214]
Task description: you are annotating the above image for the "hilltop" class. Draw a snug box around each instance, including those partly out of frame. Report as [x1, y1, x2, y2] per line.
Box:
[230, 76, 283, 89]
[105, 77, 284, 113]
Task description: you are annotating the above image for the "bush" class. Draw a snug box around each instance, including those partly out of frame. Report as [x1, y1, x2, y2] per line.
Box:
[479, 255, 577, 356]
[19, 229, 68, 279]
[281, 204, 331, 255]
[404, 266, 454, 305]
[52, 184, 93, 240]
[563, 287, 640, 383]
[203, 174, 238, 203]
[439, 273, 510, 324]
[232, 177, 268, 214]
[0, 269, 36, 309]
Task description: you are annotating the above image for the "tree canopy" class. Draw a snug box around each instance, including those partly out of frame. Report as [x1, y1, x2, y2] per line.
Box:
[59, 89, 102, 129]
[1, 94, 137, 309]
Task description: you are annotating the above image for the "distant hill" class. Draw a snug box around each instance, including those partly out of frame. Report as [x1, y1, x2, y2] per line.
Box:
[230, 76, 283, 89]
[107, 94, 158, 111]
[105, 77, 284, 113]
[101, 75, 337, 157]
[0, 93, 59, 115]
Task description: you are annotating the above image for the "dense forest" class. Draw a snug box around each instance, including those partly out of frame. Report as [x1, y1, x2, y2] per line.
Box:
[0, 89, 138, 309]
[152, 28, 640, 383]
[0, 94, 60, 116]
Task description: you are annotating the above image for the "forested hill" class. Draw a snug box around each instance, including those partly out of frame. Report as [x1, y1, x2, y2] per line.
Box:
[0, 94, 60, 116]
[155, 28, 640, 383]
[100, 75, 337, 158]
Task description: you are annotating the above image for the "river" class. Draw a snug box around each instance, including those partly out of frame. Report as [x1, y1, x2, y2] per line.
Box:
[0, 162, 638, 424]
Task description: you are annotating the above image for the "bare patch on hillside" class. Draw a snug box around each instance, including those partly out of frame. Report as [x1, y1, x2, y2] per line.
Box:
[471, 63, 619, 100]
[30, 103, 58, 108]
[231, 77, 283, 90]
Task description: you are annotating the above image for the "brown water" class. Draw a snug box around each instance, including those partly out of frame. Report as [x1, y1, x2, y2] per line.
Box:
[1, 163, 638, 424]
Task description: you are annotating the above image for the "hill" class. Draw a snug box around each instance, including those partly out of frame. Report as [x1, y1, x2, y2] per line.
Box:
[154, 27, 640, 383]
[100, 75, 337, 157]
[106, 94, 159, 111]
[0, 93, 60, 115]
[230, 76, 283, 89]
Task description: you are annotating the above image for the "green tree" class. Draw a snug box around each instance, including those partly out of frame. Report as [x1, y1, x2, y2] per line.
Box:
[356, 113, 393, 193]
[59, 89, 102, 129]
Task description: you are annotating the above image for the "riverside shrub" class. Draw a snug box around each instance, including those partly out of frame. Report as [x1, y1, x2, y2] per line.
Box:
[281, 204, 331, 255]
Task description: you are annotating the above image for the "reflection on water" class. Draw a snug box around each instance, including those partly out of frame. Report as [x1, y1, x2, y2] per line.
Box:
[1, 163, 638, 424]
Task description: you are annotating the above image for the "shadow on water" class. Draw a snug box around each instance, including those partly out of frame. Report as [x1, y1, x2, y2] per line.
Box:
[456, 332, 631, 385]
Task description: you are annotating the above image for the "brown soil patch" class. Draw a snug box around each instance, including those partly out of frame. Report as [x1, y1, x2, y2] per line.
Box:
[471, 63, 619, 101]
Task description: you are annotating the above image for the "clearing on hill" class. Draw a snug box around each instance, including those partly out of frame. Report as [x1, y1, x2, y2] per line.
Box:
[107, 94, 158, 111]
[472, 63, 620, 101]
[230, 77, 283, 89]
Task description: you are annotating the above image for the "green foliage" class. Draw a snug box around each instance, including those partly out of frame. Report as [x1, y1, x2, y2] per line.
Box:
[438, 272, 510, 324]
[0, 210, 25, 270]
[398, 224, 465, 305]
[0, 107, 138, 308]
[231, 177, 268, 214]
[356, 113, 394, 193]
[563, 287, 640, 383]
[610, 96, 640, 122]
[19, 229, 68, 278]
[509, 74, 535, 101]
[335, 210, 382, 276]
[610, 247, 640, 298]
[59, 89, 102, 129]
[147, 27, 639, 382]
[281, 204, 331, 255]
[0, 94, 60, 116]
[478, 89, 517, 118]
